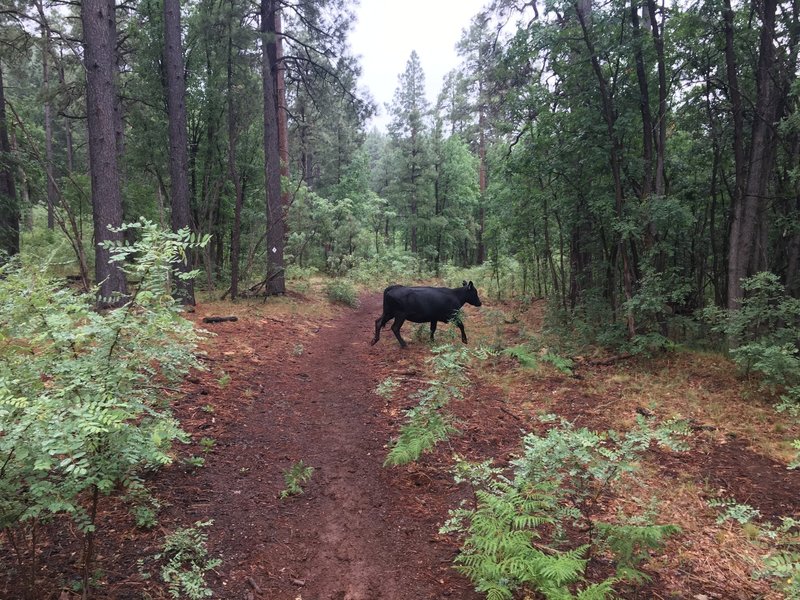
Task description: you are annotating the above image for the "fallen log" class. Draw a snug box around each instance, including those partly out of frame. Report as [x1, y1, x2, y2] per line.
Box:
[202, 316, 238, 323]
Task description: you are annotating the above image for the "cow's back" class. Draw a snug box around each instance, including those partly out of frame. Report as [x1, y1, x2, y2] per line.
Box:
[383, 285, 460, 323]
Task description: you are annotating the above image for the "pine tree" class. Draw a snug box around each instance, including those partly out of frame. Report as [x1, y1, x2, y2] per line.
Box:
[388, 51, 433, 254]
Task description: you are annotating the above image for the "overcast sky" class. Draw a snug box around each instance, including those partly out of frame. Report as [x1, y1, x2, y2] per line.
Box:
[349, 0, 488, 131]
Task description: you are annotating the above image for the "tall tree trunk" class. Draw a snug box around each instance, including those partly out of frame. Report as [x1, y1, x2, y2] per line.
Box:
[273, 4, 290, 291]
[36, 1, 56, 230]
[727, 0, 779, 309]
[82, 0, 128, 304]
[163, 0, 196, 305]
[646, 0, 667, 199]
[0, 64, 19, 259]
[262, 0, 285, 294]
[58, 52, 76, 173]
[227, 3, 244, 300]
[631, 0, 654, 203]
[476, 86, 487, 264]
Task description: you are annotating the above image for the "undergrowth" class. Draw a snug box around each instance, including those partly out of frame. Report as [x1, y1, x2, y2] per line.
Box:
[441, 416, 689, 599]
[384, 345, 491, 466]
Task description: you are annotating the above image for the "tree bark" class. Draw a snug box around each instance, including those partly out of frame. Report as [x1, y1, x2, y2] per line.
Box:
[82, 0, 128, 304]
[262, 0, 286, 294]
[727, 0, 779, 309]
[0, 63, 19, 259]
[164, 0, 196, 305]
[227, 1, 244, 300]
[476, 83, 486, 265]
[36, 0, 56, 230]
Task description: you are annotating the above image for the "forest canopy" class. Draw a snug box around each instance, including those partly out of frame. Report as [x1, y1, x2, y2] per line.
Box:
[0, 0, 797, 333]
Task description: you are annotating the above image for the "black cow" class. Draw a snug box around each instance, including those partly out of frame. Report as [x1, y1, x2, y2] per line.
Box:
[371, 281, 482, 348]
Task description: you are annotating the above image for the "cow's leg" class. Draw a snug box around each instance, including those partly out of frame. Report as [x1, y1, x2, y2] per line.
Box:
[371, 314, 390, 345]
[391, 317, 407, 348]
[429, 321, 437, 341]
[456, 321, 468, 344]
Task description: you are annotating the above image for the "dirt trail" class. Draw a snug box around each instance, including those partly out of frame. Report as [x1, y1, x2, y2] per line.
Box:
[160, 293, 481, 600]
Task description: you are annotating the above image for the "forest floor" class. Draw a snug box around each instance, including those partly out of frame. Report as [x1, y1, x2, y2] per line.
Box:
[4, 282, 800, 599]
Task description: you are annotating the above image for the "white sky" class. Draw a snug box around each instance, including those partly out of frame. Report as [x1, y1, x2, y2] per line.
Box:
[349, 0, 488, 131]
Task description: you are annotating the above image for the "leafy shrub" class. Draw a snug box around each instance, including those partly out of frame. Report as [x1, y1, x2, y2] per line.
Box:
[701, 272, 800, 462]
[502, 344, 539, 369]
[752, 517, 800, 597]
[707, 498, 761, 525]
[325, 279, 359, 308]
[348, 248, 428, 288]
[0, 222, 206, 592]
[155, 520, 221, 600]
[374, 377, 399, 399]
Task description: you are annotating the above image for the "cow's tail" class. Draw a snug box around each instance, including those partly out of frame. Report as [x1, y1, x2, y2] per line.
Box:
[379, 284, 402, 328]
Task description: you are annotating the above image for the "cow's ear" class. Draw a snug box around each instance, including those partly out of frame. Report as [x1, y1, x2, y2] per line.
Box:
[462, 280, 468, 287]
[468, 281, 474, 289]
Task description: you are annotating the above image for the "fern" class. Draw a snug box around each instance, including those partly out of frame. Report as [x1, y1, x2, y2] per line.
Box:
[595, 522, 680, 583]
[444, 416, 686, 599]
[279, 460, 315, 498]
[384, 344, 487, 466]
[502, 345, 539, 369]
[384, 407, 457, 466]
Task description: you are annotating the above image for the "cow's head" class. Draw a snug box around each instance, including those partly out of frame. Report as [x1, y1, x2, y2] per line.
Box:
[462, 280, 482, 307]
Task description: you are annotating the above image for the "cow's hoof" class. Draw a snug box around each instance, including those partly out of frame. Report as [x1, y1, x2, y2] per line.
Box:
[370, 338, 378, 346]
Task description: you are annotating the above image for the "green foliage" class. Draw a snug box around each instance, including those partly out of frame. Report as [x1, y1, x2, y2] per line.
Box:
[503, 344, 539, 369]
[279, 460, 315, 499]
[199, 437, 216, 453]
[0, 224, 204, 549]
[126, 484, 162, 530]
[540, 352, 574, 375]
[622, 266, 692, 337]
[347, 248, 428, 288]
[384, 345, 476, 466]
[753, 517, 800, 598]
[707, 498, 761, 525]
[155, 520, 221, 600]
[701, 273, 800, 461]
[594, 522, 680, 583]
[374, 377, 399, 399]
[384, 404, 458, 466]
[442, 417, 687, 598]
[184, 456, 206, 469]
[324, 279, 360, 308]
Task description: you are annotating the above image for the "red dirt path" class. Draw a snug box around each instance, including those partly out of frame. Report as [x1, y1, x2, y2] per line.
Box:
[158, 292, 483, 599]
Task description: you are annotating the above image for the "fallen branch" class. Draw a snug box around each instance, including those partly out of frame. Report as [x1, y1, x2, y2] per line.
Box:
[202, 316, 238, 323]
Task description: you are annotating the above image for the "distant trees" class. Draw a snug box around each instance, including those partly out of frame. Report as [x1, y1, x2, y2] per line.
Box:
[388, 51, 431, 255]
[0, 0, 796, 335]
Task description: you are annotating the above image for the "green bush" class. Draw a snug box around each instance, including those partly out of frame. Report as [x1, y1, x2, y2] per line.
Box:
[348, 248, 428, 288]
[701, 272, 800, 462]
[324, 279, 359, 308]
[0, 221, 207, 593]
[155, 520, 221, 600]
